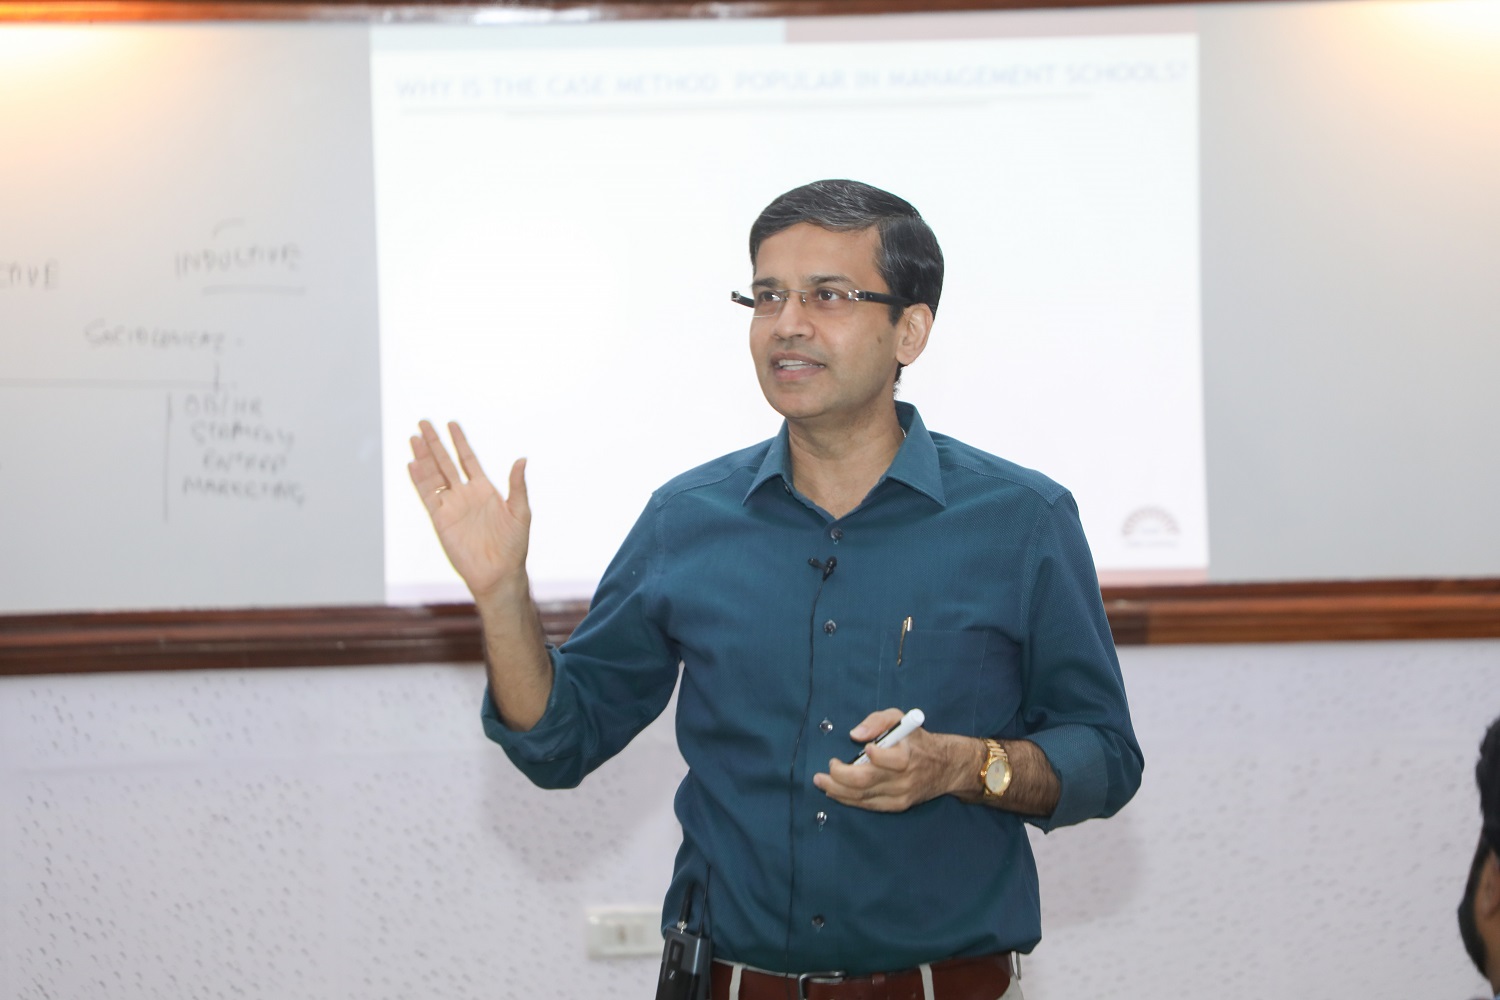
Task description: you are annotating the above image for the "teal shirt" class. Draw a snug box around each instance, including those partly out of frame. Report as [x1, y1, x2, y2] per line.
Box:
[483, 402, 1142, 974]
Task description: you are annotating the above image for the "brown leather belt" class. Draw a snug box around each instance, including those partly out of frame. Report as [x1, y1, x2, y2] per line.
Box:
[709, 953, 1012, 1000]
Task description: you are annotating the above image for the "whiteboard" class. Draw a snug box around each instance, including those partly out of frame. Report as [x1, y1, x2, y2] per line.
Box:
[2, 1, 1496, 615]
[0, 24, 385, 612]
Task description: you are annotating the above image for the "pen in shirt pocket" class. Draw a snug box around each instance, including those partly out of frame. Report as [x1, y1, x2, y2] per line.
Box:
[896, 615, 913, 666]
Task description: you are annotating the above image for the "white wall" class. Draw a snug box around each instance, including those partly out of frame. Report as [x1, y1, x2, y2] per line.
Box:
[3, 639, 1495, 999]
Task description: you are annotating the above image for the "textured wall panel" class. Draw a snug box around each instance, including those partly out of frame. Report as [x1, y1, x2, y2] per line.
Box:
[3, 644, 1496, 998]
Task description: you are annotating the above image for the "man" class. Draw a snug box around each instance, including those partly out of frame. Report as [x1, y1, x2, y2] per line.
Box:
[409, 180, 1142, 999]
[1459, 716, 1500, 997]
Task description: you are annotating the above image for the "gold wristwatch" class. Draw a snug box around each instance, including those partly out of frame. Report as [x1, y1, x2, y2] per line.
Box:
[979, 738, 1012, 801]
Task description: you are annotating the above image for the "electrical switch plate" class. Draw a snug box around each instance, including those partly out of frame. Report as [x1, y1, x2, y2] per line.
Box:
[585, 905, 663, 959]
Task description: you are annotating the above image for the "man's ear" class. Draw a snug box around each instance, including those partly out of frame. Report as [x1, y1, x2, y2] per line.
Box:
[896, 304, 933, 367]
[1478, 851, 1500, 918]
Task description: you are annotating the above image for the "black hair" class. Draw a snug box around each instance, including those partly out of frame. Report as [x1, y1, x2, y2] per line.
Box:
[1458, 715, 1500, 978]
[1479, 715, 1500, 856]
[749, 179, 945, 326]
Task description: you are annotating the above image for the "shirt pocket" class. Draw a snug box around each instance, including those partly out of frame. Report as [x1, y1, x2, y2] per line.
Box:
[876, 628, 1023, 738]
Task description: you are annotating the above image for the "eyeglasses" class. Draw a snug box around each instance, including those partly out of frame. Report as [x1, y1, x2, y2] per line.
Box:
[730, 287, 913, 320]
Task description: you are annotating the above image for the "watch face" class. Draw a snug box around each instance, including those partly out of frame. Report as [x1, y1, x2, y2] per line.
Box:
[985, 748, 1010, 795]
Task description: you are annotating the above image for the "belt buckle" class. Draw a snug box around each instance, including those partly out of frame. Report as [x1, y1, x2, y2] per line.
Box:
[796, 970, 846, 1000]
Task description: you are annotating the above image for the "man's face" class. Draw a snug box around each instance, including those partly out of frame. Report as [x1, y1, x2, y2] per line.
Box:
[747, 223, 928, 430]
[1459, 839, 1500, 989]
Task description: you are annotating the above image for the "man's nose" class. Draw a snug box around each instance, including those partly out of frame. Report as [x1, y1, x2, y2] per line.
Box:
[771, 293, 813, 336]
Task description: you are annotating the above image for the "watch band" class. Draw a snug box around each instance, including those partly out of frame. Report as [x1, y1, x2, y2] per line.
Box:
[979, 738, 1012, 801]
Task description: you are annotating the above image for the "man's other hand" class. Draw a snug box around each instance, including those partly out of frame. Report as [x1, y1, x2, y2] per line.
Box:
[813, 707, 978, 813]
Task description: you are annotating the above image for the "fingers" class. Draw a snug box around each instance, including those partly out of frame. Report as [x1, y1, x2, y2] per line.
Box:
[849, 707, 905, 744]
[508, 458, 530, 521]
[449, 421, 489, 484]
[820, 744, 907, 794]
[844, 739, 913, 778]
[411, 420, 525, 512]
[814, 722, 929, 813]
[815, 755, 912, 813]
[418, 419, 465, 488]
[408, 432, 447, 499]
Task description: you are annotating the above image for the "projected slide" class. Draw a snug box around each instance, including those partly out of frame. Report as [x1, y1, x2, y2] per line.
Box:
[372, 17, 1204, 600]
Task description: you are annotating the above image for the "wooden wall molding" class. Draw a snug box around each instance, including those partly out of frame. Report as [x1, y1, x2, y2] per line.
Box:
[1098, 578, 1500, 646]
[3, 579, 1498, 676]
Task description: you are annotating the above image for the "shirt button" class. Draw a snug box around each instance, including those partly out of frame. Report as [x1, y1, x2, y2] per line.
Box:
[818, 718, 833, 734]
[823, 620, 837, 635]
[811, 915, 826, 930]
[829, 527, 843, 542]
[815, 811, 828, 828]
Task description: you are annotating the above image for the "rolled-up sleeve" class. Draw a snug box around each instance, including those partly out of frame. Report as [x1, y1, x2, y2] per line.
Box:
[481, 495, 680, 790]
[1018, 493, 1144, 832]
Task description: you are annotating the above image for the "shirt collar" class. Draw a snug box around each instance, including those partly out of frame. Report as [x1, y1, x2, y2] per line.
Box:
[885, 402, 946, 506]
[743, 401, 947, 508]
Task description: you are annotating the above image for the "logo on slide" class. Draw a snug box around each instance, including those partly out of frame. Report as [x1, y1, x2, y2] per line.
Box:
[1121, 506, 1180, 548]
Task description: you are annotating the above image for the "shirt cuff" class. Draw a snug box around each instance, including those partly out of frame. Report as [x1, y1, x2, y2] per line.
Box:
[1024, 723, 1107, 832]
[478, 647, 578, 765]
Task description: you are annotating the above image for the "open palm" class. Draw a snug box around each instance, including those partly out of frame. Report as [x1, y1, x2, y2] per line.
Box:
[407, 420, 530, 601]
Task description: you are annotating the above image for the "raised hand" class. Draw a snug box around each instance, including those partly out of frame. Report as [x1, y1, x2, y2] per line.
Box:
[408, 420, 530, 602]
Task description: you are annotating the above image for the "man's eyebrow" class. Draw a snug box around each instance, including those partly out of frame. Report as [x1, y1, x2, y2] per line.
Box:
[750, 273, 856, 290]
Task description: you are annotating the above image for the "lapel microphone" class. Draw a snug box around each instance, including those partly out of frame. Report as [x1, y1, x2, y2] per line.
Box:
[807, 556, 837, 580]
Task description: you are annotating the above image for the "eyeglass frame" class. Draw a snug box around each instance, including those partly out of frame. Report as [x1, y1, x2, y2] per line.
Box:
[730, 287, 914, 319]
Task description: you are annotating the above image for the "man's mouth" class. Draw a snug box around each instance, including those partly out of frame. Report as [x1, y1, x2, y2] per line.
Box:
[775, 360, 824, 371]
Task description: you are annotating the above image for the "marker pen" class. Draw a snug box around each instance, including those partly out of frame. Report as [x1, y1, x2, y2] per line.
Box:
[848, 708, 925, 765]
